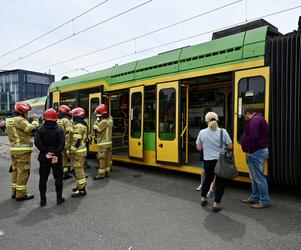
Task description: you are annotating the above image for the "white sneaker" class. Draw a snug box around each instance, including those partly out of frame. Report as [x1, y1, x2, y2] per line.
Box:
[196, 184, 202, 191]
[207, 190, 215, 198]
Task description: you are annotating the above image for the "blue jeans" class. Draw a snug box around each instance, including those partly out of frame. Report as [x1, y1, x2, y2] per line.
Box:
[246, 148, 270, 205]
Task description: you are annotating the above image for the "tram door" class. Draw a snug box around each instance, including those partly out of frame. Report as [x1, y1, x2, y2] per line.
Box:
[88, 93, 101, 152]
[234, 67, 270, 174]
[156, 81, 180, 165]
[129, 86, 144, 159]
[52, 91, 60, 111]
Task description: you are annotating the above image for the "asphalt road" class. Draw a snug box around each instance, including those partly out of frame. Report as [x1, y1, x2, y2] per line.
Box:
[0, 136, 300, 250]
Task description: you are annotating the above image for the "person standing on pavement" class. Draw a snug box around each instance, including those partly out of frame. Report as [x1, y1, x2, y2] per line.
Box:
[241, 108, 270, 209]
[93, 104, 113, 180]
[57, 105, 73, 180]
[34, 108, 65, 207]
[196, 112, 232, 212]
[6, 102, 38, 201]
[31, 114, 40, 128]
[69, 107, 88, 197]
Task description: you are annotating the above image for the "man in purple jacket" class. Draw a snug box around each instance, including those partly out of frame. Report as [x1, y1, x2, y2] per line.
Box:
[241, 108, 270, 209]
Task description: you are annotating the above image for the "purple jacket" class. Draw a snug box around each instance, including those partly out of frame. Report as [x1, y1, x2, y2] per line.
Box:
[241, 114, 269, 154]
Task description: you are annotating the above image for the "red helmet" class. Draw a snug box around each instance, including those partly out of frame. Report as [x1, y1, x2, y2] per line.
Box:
[44, 108, 58, 121]
[15, 102, 31, 114]
[94, 104, 108, 116]
[59, 105, 71, 114]
[70, 107, 85, 118]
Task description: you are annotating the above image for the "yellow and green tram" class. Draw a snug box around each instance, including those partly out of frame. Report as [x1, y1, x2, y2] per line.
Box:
[47, 19, 301, 186]
[24, 96, 47, 120]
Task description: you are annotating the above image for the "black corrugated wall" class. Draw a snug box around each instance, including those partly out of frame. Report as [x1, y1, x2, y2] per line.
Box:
[267, 30, 301, 186]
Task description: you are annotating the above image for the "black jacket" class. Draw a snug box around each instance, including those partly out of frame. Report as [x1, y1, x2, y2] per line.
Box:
[34, 121, 65, 162]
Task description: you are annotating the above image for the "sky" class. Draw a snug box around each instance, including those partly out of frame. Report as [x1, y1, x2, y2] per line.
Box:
[0, 0, 300, 80]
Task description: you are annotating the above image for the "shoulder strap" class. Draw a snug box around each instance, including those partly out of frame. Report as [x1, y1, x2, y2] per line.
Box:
[219, 128, 224, 148]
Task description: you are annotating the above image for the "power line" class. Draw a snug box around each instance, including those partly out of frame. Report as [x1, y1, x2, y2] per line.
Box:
[0, 0, 110, 59]
[38, 0, 243, 70]
[0, 0, 153, 68]
[57, 4, 301, 77]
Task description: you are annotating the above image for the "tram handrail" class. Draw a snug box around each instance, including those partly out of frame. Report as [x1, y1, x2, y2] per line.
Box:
[181, 125, 187, 137]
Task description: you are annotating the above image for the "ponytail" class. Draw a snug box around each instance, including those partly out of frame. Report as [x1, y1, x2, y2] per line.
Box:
[208, 119, 218, 130]
[205, 112, 219, 131]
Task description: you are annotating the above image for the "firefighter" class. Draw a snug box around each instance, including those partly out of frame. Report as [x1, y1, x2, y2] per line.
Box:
[69, 107, 87, 197]
[93, 104, 113, 180]
[34, 108, 65, 207]
[57, 105, 73, 179]
[31, 114, 40, 128]
[6, 102, 37, 201]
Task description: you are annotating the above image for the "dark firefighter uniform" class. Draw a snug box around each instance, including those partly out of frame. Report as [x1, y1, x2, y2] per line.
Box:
[93, 104, 113, 179]
[6, 102, 37, 201]
[69, 107, 88, 197]
[57, 105, 73, 179]
[34, 108, 65, 207]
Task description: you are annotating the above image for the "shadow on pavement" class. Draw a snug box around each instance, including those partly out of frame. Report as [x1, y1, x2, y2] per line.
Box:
[204, 211, 247, 241]
[110, 163, 301, 237]
[16, 197, 83, 227]
[0, 199, 23, 220]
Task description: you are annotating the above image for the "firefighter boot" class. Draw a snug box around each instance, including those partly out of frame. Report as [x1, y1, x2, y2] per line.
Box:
[57, 192, 65, 205]
[16, 193, 34, 201]
[40, 193, 46, 207]
[71, 187, 87, 198]
[94, 174, 106, 180]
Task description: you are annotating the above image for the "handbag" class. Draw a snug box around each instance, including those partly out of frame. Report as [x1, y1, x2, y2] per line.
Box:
[214, 129, 238, 180]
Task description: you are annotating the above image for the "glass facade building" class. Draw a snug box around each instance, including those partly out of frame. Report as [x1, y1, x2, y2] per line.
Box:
[0, 70, 54, 111]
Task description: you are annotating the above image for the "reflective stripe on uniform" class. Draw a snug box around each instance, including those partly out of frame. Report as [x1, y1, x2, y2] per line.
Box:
[6, 120, 15, 127]
[13, 127, 21, 144]
[97, 141, 112, 146]
[73, 134, 82, 139]
[76, 178, 87, 185]
[75, 148, 87, 153]
[24, 124, 32, 132]
[10, 143, 33, 151]
[10, 147, 33, 151]
[7, 119, 21, 144]
[96, 139, 112, 146]
[98, 168, 106, 174]
[11, 183, 17, 188]
[105, 125, 109, 141]
[71, 145, 87, 153]
[16, 185, 27, 191]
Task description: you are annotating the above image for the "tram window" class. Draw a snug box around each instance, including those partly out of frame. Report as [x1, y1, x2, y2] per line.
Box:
[144, 87, 156, 132]
[90, 97, 100, 135]
[60, 92, 77, 109]
[78, 92, 89, 119]
[159, 88, 176, 140]
[237, 76, 265, 143]
[102, 95, 110, 112]
[53, 102, 59, 111]
[131, 92, 142, 138]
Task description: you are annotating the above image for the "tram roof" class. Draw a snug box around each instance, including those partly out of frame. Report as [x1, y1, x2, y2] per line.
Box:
[24, 96, 47, 105]
[49, 24, 270, 92]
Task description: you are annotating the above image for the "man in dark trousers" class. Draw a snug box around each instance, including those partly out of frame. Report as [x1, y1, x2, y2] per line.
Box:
[34, 108, 65, 207]
[241, 108, 270, 209]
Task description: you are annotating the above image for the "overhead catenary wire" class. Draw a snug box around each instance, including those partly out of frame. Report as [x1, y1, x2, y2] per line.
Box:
[0, 0, 110, 59]
[37, 0, 243, 71]
[57, 4, 301, 77]
[0, 0, 153, 68]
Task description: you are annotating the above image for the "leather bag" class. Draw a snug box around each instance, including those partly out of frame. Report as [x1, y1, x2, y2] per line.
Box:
[214, 129, 238, 180]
